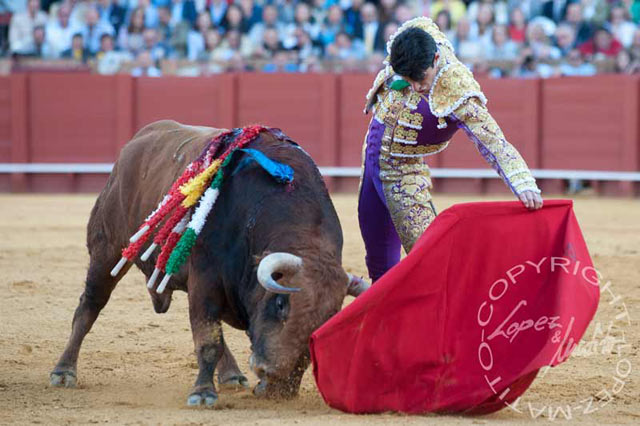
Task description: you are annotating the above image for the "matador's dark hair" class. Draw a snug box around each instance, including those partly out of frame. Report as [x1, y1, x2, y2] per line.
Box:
[389, 27, 437, 81]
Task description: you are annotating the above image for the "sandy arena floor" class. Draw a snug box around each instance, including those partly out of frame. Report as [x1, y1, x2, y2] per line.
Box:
[0, 193, 638, 425]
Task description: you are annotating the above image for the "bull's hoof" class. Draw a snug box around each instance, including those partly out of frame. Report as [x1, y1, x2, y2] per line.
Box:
[218, 375, 249, 389]
[187, 390, 218, 407]
[49, 370, 77, 388]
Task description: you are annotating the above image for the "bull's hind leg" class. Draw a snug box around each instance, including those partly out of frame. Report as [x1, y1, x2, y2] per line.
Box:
[217, 340, 249, 389]
[50, 249, 127, 388]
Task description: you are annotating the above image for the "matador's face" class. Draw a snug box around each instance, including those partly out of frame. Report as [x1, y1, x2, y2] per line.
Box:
[403, 53, 440, 94]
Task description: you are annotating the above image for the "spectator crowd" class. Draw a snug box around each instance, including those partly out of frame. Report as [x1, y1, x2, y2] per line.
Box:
[2, 0, 640, 76]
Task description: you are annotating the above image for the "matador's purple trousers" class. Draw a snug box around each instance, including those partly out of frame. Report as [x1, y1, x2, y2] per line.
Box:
[357, 120, 403, 282]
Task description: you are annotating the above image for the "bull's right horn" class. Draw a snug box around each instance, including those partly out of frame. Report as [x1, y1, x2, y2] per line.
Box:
[257, 253, 303, 294]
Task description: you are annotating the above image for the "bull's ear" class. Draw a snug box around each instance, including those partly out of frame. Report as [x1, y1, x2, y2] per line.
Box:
[254, 251, 273, 266]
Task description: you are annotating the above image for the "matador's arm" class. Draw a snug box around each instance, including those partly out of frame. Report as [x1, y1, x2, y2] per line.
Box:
[452, 97, 541, 196]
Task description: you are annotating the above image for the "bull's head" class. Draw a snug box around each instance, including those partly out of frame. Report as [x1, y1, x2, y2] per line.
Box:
[248, 251, 366, 399]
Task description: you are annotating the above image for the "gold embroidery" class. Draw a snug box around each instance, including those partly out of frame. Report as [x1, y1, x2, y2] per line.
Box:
[454, 97, 539, 194]
[379, 154, 436, 252]
[393, 127, 418, 143]
[398, 109, 424, 129]
[389, 141, 449, 156]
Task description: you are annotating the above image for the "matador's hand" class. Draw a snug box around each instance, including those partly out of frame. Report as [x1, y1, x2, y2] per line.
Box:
[519, 190, 543, 210]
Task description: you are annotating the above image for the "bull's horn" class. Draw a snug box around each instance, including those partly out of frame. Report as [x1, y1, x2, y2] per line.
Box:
[257, 253, 303, 294]
[347, 273, 370, 297]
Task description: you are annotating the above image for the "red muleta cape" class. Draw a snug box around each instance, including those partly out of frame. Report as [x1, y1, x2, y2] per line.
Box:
[310, 200, 599, 414]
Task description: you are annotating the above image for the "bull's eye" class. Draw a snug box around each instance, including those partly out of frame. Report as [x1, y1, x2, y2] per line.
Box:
[269, 294, 289, 322]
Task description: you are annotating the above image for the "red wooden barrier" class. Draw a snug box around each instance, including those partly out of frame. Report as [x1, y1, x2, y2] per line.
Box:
[541, 75, 640, 194]
[0, 73, 638, 194]
[437, 78, 541, 194]
[135, 75, 236, 132]
[236, 73, 338, 167]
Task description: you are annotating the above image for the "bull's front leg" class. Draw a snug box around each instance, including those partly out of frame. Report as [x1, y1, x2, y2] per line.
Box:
[187, 284, 224, 407]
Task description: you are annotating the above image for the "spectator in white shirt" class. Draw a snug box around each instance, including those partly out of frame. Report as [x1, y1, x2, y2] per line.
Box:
[610, 4, 637, 48]
[131, 49, 162, 76]
[46, 3, 80, 58]
[187, 10, 214, 60]
[81, 4, 115, 54]
[9, 0, 47, 54]
[486, 24, 519, 61]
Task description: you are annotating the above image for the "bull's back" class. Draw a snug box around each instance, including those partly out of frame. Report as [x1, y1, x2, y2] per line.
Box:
[88, 120, 225, 251]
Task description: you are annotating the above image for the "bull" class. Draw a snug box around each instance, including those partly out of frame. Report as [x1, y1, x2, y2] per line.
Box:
[50, 120, 369, 406]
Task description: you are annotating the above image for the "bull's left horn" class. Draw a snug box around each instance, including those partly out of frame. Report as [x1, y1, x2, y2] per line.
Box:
[257, 253, 303, 294]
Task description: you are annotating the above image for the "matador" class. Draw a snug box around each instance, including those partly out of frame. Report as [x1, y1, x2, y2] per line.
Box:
[358, 17, 544, 282]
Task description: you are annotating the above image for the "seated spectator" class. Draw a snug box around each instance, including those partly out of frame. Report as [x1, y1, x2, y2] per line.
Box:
[579, 26, 623, 58]
[325, 31, 365, 60]
[559, 48, 597, 76]
[508, 7, 527, 44]
[344, 0, 364, 37]
[292, 27, 320, 62]
[221, 4, 248, 34]
[198, 28, 223, 62]
[62, 32, 91, 62]
[383, 21, 399, 48]
[486, 24, 519, 61]
[97, 38, 134, 74]
[630, 28, 640, 62]
[248, 5, 283, 49]
[470, 2, 495, 46]
[9, 0, 47, 54]
[527, 21, 562, 60]
[224, 29, 253, 58]
[95, 32, 115, 61]
[554, 23, 576, 56]
[354, 2, 385, 56]
[46, 3, 80, 58]
[118, 7, 146, 55]
[26, 25, 54, 58]
[467, 0, 508, 26]
[562, 2, 593, 46]
[614, 48, 634, 73]
[82, 4, 115, 54]
[187, 11, 214, 61]
[143, 28, 166, 61]
[506, 0, 542, 21]
[156, 7, 174, 46]
[541, 0, 571, 23]
[222, 4, 249, 34]
[394, 3, 414, 25]
[434, 10, 456, 42]
[379, 0, 397, 24]
[262, 49, 298, 72]
[319, 5, 345, 47]
[512, 46, 555, 78]
[310, 0, 328, 29]
[131, 49, 162, 76]
[580, 0, 608, 24]
[239, 0, 262, 30]
[209, 0, 228, 27]
[254, 27, 283, 59]
[453, 17, 485, 62]
[283, 3, 320, 49]
[96, 0, 127, 36]
[610, 3, 636, 48]
[430, 0, 467, 26]
[138, 0, 160, 29]
[171, 0, 198, 28]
